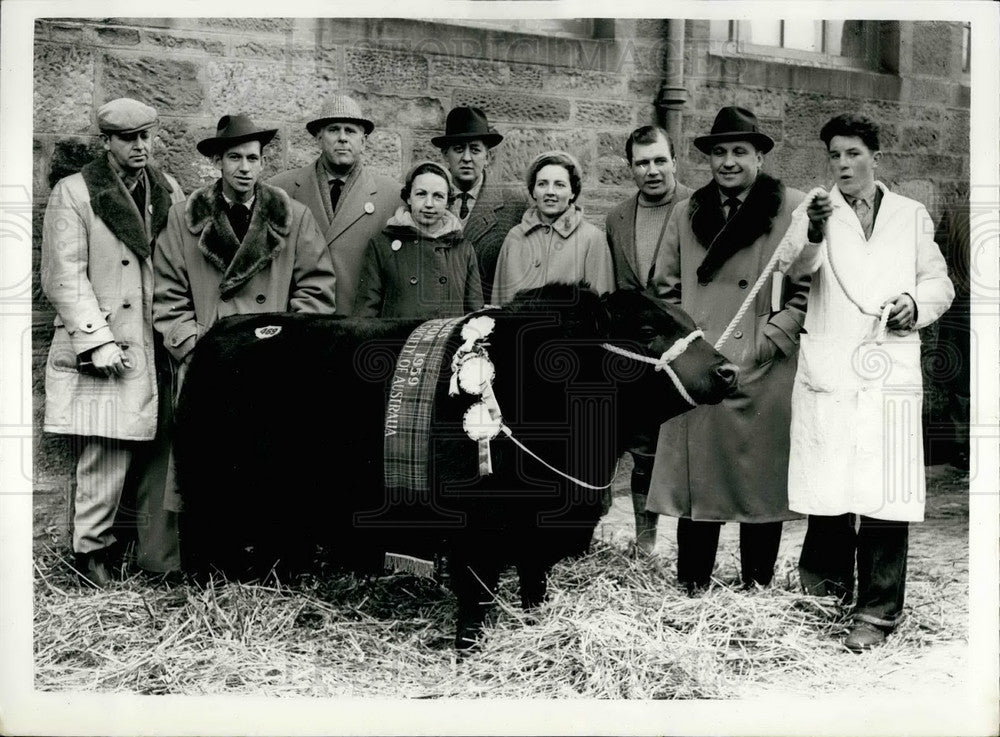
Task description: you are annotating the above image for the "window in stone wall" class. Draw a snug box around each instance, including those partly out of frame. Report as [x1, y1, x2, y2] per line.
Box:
[427, 18, 597, 38]
[709, 19, 870, 67]
[961, 22, 970, 73]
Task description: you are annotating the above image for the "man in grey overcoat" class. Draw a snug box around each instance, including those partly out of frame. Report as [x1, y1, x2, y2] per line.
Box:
[42, 98, 186, 585]
[269, 95, 399, 315]
[606, 124, 693, 554]
[647, 107, 810, 591]
[434, 106, 526, 305]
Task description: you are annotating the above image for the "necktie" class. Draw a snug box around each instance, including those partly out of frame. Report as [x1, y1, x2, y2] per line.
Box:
[851, 196, 873, 240]
[130, 176, 146, 216]
[724, 197, 740, 222]
[228, 203, 251, 242]
[458, 192, 471, 220]
[329, 179, 344, 215]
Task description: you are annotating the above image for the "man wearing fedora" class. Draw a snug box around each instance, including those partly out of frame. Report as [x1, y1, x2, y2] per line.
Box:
[647, 106, 810, 591]
[269, 95, 399, 315]
[605, 124, 694, 555]
[41, 98, 186, 586]
[153, 113, 336, 398]
[434, 106, 526, 304]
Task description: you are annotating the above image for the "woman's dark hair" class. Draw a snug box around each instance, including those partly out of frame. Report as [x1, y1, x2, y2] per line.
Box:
[819, 114, 881, 152]
[525, 150, 583, 203]
[400, 160, 455, 204]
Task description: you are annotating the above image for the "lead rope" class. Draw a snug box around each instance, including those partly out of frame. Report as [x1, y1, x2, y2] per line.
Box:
[455, 323, 705, 491]
[715, 188, 893, 350]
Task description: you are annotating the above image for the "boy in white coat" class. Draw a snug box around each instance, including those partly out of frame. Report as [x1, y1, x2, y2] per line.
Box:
[794, 114, 954, 651]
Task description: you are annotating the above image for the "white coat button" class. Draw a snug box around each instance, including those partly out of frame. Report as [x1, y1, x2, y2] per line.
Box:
[391, 240, 402, 251]
[733, 330, 743, 339]
[364, 202, 375, 214]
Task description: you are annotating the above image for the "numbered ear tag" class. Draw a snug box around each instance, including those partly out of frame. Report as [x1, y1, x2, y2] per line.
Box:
[463, 402, 502, 442]
[458, 355, 495, 395]
[254, 325, 282, 339]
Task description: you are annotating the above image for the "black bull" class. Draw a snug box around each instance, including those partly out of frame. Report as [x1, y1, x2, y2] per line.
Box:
[174, 284, 738, 647]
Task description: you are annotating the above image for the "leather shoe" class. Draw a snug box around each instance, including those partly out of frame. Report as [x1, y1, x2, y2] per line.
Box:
[844, 621, 886, 652]
[74, 552, 112, 588]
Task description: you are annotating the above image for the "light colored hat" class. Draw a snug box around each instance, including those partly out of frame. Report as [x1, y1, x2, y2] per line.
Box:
[96, 98, 158, 135]
[306, 95, 375, 136]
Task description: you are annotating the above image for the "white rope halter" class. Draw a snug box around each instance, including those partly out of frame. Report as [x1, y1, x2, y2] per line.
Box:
[601, 328, 705, 408]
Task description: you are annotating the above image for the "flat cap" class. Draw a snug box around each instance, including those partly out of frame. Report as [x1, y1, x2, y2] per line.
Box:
[96, 98, 158, 135]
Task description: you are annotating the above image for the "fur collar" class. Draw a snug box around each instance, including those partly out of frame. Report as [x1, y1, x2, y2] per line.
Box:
[689, 172, 784, 284]
[184, 180, 293, 299]
[81, 155, 175, 260]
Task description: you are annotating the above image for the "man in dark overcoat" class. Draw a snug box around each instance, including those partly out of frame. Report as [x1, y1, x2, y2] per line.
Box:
[269, 95, 399, 315]
[605, 124, 694, 554]
[434, 106, 526, 304]
[42, 98, 186, 585]
[647, 107, 810, 590]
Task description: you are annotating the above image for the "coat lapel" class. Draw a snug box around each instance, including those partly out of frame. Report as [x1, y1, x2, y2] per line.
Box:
[81, 156, 176, 260]
[327, 166, 374, 244]
[463, 174, 500, 244]
[297, 162, 331, 234]
[617, 195, 640, 281]
[186, 181, 292, 298]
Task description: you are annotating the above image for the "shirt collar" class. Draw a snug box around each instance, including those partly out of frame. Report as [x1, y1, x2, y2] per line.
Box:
[842, 181, 878, 208]
[322, 157, 360, 189]
[221, 190, 255, 209]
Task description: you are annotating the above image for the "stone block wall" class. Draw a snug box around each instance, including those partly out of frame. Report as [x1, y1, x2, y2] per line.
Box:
[31, 17, 971, 491]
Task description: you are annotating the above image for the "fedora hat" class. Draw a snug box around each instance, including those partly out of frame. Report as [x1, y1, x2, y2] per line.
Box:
[197, 114, 278, 156]
[693, 106, 774, 154]
[431, 106, 503, 149]
[306, 95, 375, 136]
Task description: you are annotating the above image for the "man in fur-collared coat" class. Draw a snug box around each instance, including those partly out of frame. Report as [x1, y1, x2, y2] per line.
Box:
[153, 114, 336, 370]
[647, 107, 810, 591]
[42, 98, 186, 585]
[268, 95, 399, 316]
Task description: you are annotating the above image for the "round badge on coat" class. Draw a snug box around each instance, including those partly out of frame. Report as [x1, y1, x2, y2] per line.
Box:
[391, 240, 402, 251]
[364, 202, 375, 214]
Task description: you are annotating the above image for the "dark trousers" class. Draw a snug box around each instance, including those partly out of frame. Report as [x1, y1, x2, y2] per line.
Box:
[798, 514, 909, 629]
[676, 517, 783, 587]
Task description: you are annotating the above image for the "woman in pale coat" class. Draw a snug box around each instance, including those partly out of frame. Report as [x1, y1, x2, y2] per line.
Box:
[794, 114, 954, 651]
[491, 151, 614, 305]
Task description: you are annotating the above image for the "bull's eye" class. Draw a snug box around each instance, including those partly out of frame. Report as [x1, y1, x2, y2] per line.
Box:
[637, 325, 658, 342]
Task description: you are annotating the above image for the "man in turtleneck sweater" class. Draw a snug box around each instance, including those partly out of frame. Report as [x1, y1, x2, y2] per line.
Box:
[605, 125, 693, 554]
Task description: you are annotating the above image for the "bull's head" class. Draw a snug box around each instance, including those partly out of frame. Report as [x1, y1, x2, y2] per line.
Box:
[601, 288, 739, 422]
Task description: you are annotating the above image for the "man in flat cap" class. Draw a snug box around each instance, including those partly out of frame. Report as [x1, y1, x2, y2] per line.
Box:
[434, 106, 526, 304]
[269, 95, 398, 315]
[647, 106, 810, 592]
[154, 113, 336, 371]
[41, 97, 186, 586]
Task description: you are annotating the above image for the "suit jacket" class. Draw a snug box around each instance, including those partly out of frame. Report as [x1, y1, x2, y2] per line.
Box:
[605, 183, 693, 290]
[459, 171, 527, 304]
[269, 160, 399, 315]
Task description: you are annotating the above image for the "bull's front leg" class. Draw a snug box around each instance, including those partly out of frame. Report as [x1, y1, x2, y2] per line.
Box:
[516, 557, 549, 610]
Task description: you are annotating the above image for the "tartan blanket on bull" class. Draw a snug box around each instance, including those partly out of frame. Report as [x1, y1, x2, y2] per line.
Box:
[383, 316, 466, 493]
